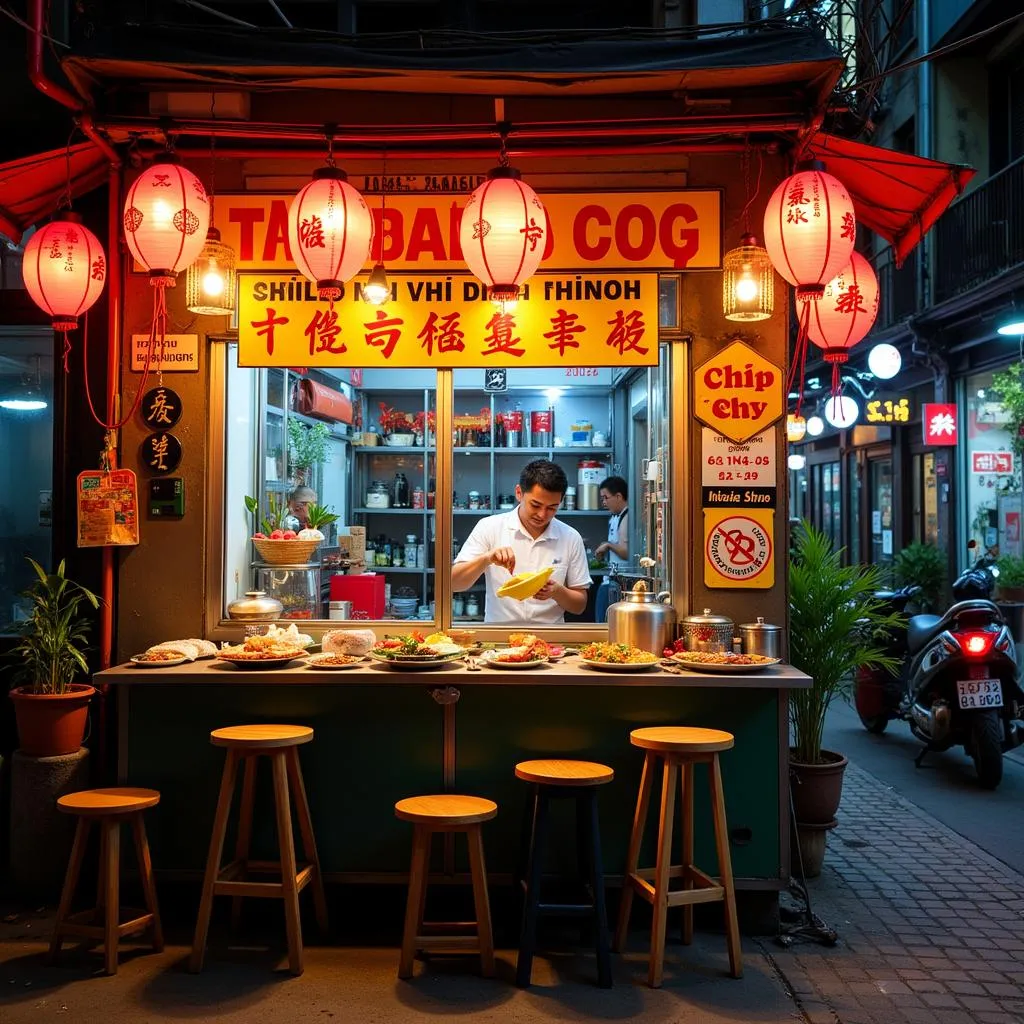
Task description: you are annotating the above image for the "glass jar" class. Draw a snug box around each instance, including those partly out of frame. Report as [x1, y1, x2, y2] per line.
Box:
[452, 594, 465, 617]
[255, 566, 319, 620]
[366, 480, 390, 508]
[466, 594, 480, 619]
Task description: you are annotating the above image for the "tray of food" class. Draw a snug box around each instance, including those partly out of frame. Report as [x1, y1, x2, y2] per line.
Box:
[307, 653, 365, 671]
[578, 642, 661, 672]
[665, 651, 781, 673]
[215, 634, 308, 669]
[131, 638, 218, 664]
[130, 650, 189, 667]
[368, 632, 466, 669]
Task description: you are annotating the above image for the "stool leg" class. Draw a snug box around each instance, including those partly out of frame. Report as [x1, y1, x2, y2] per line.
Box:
[709, 754, 742, 978]
[680, 762, 695, 946]
[132, 813, 164, 953]
[230, 754, 258, 932]
[190, 747, 239, 973]
[271, 750, 304, 976]
[516, 787, 550, 987]
[102, 819, 121, 976]
[648, 759, 678, 989]
[399, 825, 430, 979]
[286, 746, 329, 934]
[49, 817, 91, 963]
[582, 789, 613, 988]
[467, 825, 495, 979]
[614, 750, 654, 953]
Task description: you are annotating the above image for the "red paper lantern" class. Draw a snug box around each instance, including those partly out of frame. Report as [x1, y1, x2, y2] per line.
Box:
[123, 159, 210, 283]
[807, 251, 879, 365]
[763, 162, 856, 300]
[288, 168, 373, 301]
[460, 168, 547, 305]
[22, 213, 106, 329]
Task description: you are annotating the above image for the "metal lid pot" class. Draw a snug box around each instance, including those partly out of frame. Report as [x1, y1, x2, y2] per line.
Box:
[226, 590, 284, 621]
[737, 616, 783, 659]
[679, 608, 735, 651]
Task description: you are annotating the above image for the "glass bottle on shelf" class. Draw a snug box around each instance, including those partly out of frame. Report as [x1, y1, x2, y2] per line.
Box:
[494, 414, 507, 448]
[391, 540, 404, 567]
[392, 472, 410, 508]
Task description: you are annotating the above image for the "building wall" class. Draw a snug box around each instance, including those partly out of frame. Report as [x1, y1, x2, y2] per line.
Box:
[934, 56, 990, 183]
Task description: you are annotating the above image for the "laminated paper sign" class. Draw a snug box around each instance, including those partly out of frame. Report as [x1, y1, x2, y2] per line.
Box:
[77, 470, 140, 547]
[703, 507, 775, 589]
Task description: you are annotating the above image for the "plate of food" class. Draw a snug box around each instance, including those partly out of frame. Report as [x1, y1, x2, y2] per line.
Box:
[578, 641, 661, 672]
[307, 653, 365, 671]
[480, 647, 549, 669]
[666, 651, 781, 673]
[215, 634, 308, 670]
[368, 633, 466, 669]
[130, 651, 188, 668]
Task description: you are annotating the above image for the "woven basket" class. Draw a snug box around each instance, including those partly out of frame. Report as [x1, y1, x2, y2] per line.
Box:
[252, 538, 320, 565]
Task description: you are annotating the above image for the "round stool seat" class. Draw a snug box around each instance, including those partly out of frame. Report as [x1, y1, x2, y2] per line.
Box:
[395, 794, 497, 825]
[210, 724, 313, 749]
[58, 787, 161, 817]
[515, 759, 614, 787]
[629, 727, 734, 754]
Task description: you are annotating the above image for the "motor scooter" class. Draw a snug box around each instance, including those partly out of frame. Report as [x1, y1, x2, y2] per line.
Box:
[853, 567, 1024, 789]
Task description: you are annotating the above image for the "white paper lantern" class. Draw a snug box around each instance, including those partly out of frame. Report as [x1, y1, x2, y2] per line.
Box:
[824, 395, 859, 429]
[788, 453, 807, 471]
[806, 415, 825, 437]
[868, 343, 902, 380]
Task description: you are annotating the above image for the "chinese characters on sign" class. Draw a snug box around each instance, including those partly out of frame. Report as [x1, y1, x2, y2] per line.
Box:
[923, 403, 958, 446]
[141, 387, 182, 429]
[972, 451, 1014, 475]
[140, 433, 182, 474]
[76, 470, 140, 547]
[865, 396, 912, 424]
[238, 274, 659, 368]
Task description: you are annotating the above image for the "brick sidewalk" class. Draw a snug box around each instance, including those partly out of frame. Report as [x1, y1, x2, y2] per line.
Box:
[765, 762, 1024, 1024]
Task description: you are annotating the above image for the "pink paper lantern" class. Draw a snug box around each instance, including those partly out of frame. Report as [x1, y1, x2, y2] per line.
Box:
[763, 162, 856, 301]
[807, 251, 879, 365]
[123, 159, 210, 282]
[288, 169, 373, 301]
[22, 213, 106, 329]
[460, 169, 547, 305]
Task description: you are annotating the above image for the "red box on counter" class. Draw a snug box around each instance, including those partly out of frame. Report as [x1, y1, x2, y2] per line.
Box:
[329, 573, 385, 619]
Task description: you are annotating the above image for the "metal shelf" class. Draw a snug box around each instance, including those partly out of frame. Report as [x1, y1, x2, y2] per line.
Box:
[365, 566, 434, 573]
[355, 445, 433, 454]
[353, 507, 433, 515]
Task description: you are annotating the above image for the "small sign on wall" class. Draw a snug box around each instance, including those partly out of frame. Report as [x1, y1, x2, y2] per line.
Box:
[131, 334, 199, 372]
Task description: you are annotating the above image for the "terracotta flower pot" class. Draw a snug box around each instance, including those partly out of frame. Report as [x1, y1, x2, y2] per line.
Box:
[792, 818, 838, 879]
[789, 749, 848, 826]
[10, 683, 95, 757]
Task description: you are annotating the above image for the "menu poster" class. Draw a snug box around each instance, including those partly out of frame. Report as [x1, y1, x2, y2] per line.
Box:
[77, 470, 140, 548]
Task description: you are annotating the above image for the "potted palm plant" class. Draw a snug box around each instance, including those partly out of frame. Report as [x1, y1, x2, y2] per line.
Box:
[789, 523, 902, 874]
[9, 558, 100, 757]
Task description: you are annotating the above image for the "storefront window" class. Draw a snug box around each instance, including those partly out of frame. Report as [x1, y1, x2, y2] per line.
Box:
[869, 457, 894, 567]
[964, 370, 1019, 558]
[220, 346, 672, 627]
[0, 330, 53, 635]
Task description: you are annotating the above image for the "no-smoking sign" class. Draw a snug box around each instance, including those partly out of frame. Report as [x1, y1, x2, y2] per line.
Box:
[703, 509, 775, 589]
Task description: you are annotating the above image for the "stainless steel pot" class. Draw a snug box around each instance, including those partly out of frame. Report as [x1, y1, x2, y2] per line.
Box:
[679, 609, 735, 652]
[607, 586, 677, 656]
[738, 616, 783, 659]
[226, 590, 284, 621]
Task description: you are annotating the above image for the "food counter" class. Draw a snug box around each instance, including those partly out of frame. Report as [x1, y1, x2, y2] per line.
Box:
[96, 656, 809, 924]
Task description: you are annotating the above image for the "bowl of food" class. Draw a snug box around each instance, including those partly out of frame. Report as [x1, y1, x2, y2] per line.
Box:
[578, 641, 660, 672]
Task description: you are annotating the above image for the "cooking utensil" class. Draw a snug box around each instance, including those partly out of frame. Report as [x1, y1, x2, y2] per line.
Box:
[679, 609, 735, 652]
[607, 586, 677, 656]
[738, 616, 783, 659]
[226, 590, 284, 621]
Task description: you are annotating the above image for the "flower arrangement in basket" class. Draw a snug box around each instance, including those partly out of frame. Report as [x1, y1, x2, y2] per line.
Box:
[413, 410, 436, 444]
[245, 494, 337, 564]
[378, 402, 416, 444]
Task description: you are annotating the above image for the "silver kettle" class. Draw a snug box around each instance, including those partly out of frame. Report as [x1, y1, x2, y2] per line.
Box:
[607, 585, 677, 656]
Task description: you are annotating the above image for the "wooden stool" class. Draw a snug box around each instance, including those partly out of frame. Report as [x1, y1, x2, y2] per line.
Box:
[49, 787, 163, 976]
[189, 724, 328, 976]
[514, 759, 614, 989]
[395, 794, 497, 980]
[614, 727, 742, 987]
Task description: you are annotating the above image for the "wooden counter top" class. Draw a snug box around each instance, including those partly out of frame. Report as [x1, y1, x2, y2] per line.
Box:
[96, 657, 810, 689]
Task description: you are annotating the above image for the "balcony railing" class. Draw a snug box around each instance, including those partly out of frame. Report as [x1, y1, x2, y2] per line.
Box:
[935, 155, 1024, 303]
[872, 249, 920, 331]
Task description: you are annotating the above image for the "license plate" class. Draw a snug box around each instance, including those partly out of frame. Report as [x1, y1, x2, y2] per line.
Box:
[956, 678, 1003, 709]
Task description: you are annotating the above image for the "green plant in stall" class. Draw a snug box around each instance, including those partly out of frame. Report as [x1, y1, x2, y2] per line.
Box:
[996, 554, 1024, 589]
[245, 493, 288, 536]
[12, 558, 100, 695]
[287, 419, 332, 472]
[893, 541, 948, 613]
[789, 522, 904, 764]
[304, 504, 339, 531]
[988, 364, 1024, 472]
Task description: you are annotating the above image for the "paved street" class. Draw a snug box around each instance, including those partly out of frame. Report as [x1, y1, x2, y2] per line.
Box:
[1, 748, 1023, 1022]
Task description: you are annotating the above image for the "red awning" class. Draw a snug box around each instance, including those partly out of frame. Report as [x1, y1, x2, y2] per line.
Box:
[0, 142, 110, 244]
[807, 132, 975, 266]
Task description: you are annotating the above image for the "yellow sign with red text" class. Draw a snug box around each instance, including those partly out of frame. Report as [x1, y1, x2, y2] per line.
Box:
[237, 272, 660, 368]
[217, 191, 721, 272]
[693, 340, 785, 443]
[704, 508, 775, 589]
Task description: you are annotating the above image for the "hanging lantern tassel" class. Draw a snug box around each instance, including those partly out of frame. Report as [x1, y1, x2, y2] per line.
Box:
[786, 300, 814, 420]
[22, 213, 107, 373]
[807, 252, 880, 398]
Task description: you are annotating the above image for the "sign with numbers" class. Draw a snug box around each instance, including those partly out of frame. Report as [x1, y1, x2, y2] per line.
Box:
[701, 427, 777, 508]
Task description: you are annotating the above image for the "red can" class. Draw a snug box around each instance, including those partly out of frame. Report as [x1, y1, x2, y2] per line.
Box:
[531, 410, 553, 433]
[412, 486, 425, 509]
[505, 410, 524, 431]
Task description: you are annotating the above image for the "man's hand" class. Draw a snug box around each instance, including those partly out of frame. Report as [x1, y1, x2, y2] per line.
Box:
[534, 579, 556, 600]
[489, 547, 516, 573]
[594, 542, 609, 557]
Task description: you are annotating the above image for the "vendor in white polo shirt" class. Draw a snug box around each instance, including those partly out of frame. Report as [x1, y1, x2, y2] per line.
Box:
[452, 460, 592, 624]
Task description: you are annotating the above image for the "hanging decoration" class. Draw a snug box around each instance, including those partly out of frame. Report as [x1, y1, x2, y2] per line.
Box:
[786, 414, 807, 443]
[288, 134, 373, 303]
[824, 394, 860, 430]
[363, 152, 391, 305]
[807, 251, 879, 396]
[22, 213, 106, 371]
[460, 125, 547, 310]
[723, 148, 773, 322]
[868, 342, 902, 380]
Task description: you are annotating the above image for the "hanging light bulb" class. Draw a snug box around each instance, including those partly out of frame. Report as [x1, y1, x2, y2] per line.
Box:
[868, 342, 902, 380]
[806, 414, 825, 437]
[787, 414, 807, 442]
[824, 394, 860, 429]
[788, 453, 807, 471]
[723, 234, 774, 321]
[0, 356, 48, 412]
[362, 261, 391, 305]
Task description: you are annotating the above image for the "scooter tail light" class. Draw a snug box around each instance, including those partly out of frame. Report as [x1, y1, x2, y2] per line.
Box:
[953, 630, 996, 658]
